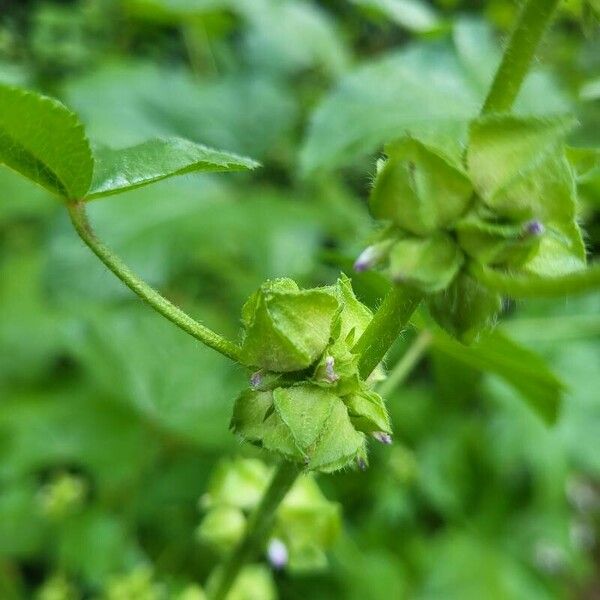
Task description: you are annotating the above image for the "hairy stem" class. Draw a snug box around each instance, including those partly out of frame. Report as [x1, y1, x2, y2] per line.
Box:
[67, 201, 241, 362]
[378, 330, 432, 397]
[482, 0, 561, 114]
[209, 462, 302, 600]
[354, 286, 423, 380]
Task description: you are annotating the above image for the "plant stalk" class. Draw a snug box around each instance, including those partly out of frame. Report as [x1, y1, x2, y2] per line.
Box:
[67, 201, 241, 362]
[209, 462, 303, 600]
[482, 0, 561, 114]
[378, 330, 432, 397]
[354, 286, 423, 379]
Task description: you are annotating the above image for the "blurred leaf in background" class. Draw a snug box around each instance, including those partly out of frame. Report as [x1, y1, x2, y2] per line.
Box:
[0, 0, 599, 599]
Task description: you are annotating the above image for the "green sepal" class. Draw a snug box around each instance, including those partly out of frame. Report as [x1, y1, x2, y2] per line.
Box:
[230, 389, 274, 446]
[524, 221, 587, 277]
[455, 211, 542, 267]
[263, 385, 365, 473]
[344, 389, 391, 434]
[428, 272, 502, 344]
[239, 278, 339, 372]
[388, 233, 464, 293]
[370, 137, 472, 235]
[333, 274, 373, 341]
[467, 115, 582, 257]
[196, 506, 246, 553]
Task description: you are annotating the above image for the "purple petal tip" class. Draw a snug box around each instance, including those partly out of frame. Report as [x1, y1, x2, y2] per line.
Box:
[372, 431, 392, 445]
[525, 220, 545, 236]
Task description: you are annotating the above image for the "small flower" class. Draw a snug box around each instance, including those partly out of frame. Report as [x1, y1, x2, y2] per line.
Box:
[524, 219, 545, 237]
[324, 356, 339, 382]
[250, 371, 263, 389]
[372, 431, 392, 445]
[267, 538, 288, 570]
[356, 456, 368, 471]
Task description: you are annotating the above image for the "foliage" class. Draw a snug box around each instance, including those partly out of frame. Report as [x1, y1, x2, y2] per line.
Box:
[0, 1, 599, 599]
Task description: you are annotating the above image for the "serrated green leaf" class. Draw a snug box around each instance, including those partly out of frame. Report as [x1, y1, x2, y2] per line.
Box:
[0, 83, 93, 198]
[87, 137, 259, 199]
[431, 328, 564, 424]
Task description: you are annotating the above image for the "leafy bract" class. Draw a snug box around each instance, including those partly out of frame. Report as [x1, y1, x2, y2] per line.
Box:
[467, 115, 586, 275]
[467, 114, 575, 216]
[0, 83, 93, 198]
[300, 20, 569, 174]
[87, 138, 259, 199]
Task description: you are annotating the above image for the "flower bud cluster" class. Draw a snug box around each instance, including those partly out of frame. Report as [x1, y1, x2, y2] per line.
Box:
[356, 116, 586, 342]
[231, 275, 391, 472]
[197, 458, 341, 572]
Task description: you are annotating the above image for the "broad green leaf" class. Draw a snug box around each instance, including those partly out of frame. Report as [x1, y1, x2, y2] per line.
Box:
[0, 83, 93, 198]
[239, 0, 349, 77]
[64, 62, 296, 159]
[351, 0, 442, 33]
[125, 0, 231, 22]
[430, 328, 564, 424]
[87, 137, 259, 199]
[301, 22, 569, 174]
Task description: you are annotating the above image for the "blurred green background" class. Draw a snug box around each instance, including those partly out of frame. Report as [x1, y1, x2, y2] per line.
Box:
[0, 0, 599, 598]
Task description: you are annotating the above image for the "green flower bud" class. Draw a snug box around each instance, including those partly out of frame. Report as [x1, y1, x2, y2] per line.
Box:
[196, 506, 246, 553]
[206, 565, 276, 600]
[239, 278, 339, 372]
[369, 137, 472, 236]
[428, 273, 502, 344]
[37, 473, 86, 520]
[456, 212, 544, 267]
[388, 233, 464, 293]
[275, 475, 341, 572]
[201, 457, 270, 512]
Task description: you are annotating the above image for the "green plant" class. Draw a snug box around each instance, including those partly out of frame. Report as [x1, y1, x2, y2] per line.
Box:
[1, 0, 599, 598]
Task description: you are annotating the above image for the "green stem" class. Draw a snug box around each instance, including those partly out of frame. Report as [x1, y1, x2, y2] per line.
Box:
[469, 261, 600, 298]
[377, 330, 432, 397]
[67, 201, 241, 362]
[209, 462, 302, 600]
[354, 286, 423, 380]
[482, 0, 561, 114]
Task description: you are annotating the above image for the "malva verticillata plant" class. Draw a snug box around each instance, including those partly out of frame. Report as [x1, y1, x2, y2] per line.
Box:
[1, 0, 600, 598]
